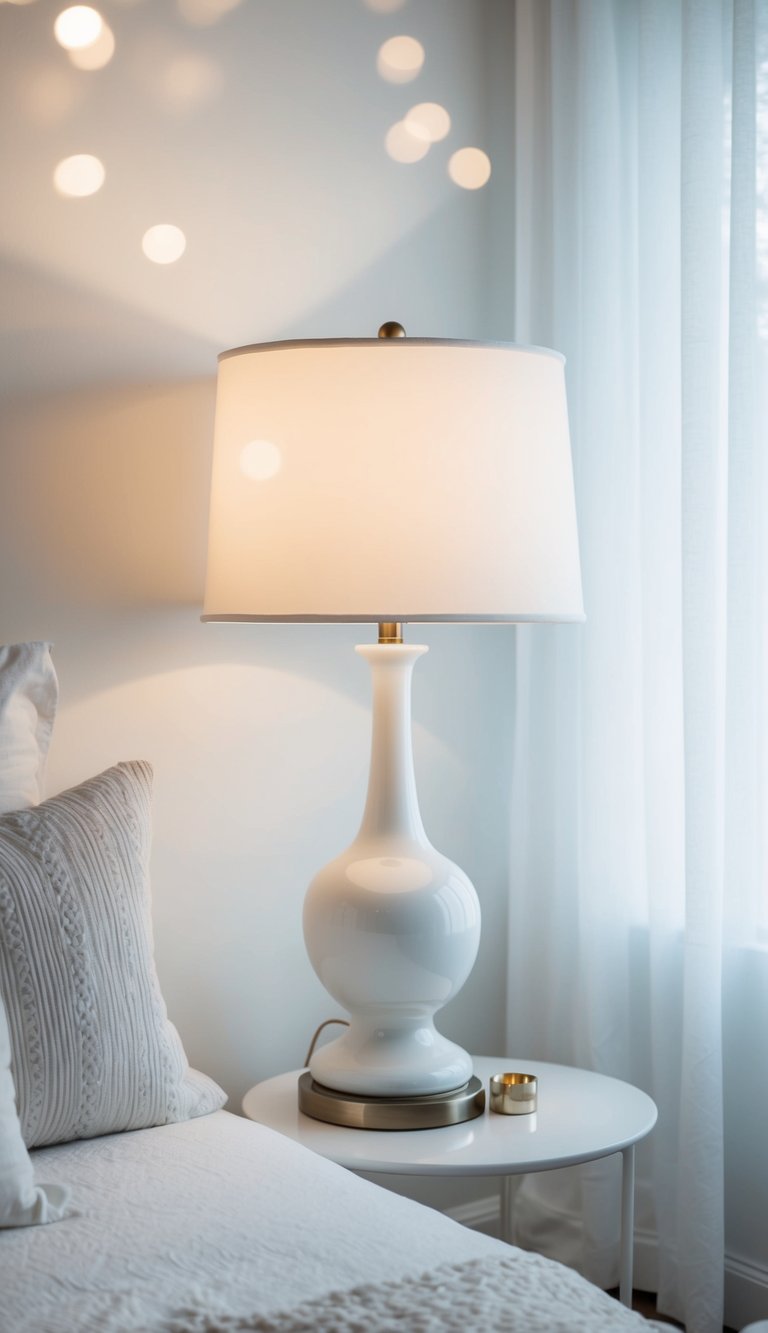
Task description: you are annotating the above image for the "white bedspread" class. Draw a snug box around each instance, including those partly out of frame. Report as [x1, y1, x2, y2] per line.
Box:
[0, 1110, 670, 1332]
[159, 1255, 672, 1333]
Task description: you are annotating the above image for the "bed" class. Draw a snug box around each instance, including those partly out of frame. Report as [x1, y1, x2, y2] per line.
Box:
[3, 1111, 673, 1333]
[0, 644, 670, 1331]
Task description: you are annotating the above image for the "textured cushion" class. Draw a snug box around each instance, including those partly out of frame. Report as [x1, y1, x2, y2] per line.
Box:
[0, 642, 58, 815]
[0, 993, 70, 1226]
[0, 762, 226, 1148]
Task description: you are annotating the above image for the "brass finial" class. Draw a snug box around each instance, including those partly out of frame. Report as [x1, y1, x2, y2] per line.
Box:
[378, 321, 406, 339]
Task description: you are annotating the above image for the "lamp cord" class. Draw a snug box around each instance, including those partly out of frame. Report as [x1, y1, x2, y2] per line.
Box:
[304, 1018, 350, 1068]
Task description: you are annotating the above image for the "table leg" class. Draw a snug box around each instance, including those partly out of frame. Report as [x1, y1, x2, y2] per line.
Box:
[619, 1145, 635, 1308]
[499, 1175, 524, 1244]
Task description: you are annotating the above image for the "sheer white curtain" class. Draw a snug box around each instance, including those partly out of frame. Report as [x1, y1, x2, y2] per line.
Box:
[506, 4, 766, 1332]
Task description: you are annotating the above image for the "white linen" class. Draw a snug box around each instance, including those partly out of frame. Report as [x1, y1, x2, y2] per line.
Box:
[0, 994, 69, 1228]
[161, 1256, 671, 1333]
[0, 1111, 670, 1333]
[0, 763, 225, 1149]
[0, 642, 57, 814]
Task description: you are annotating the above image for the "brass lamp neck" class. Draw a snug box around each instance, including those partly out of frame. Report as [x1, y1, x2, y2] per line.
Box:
[378, 622, 403, 644]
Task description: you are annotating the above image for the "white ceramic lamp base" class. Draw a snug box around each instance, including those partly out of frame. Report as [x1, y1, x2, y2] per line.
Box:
[302, 643, 481, 1099]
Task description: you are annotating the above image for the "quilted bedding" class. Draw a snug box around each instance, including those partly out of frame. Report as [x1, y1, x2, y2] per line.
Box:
[0, 1110, 670, 1332]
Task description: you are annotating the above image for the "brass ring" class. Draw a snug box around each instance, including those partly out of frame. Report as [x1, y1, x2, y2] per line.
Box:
[489, 1071, 537, 1115]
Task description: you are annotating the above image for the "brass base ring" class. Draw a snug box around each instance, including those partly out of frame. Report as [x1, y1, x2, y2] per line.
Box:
[298, 1072, 486, 1130]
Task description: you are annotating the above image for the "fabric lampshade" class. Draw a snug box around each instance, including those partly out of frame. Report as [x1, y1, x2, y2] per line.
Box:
[202, 338, 584, 624]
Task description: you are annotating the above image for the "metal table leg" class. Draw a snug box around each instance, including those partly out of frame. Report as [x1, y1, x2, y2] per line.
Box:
[619, 1145, 635, 1307]
[499, 1174, 524, 1245]
[502, 1151, 635, 1307]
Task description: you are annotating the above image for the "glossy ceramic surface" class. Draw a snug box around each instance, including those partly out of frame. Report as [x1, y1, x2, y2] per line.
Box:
[303, 644, 481, 1097]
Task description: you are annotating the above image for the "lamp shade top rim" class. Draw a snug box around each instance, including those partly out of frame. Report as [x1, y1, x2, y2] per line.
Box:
[218, 337, 565, 364]
[201, 612, 586, 625]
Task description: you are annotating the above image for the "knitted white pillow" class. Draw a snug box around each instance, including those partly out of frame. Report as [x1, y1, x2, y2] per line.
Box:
[0, 642, 58, 814]
[0, 993, 70, 1226]
[0, 761, 226, 1149]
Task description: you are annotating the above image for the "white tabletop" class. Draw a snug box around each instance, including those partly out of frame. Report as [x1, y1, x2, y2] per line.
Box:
[242, 1056, 657, 1177]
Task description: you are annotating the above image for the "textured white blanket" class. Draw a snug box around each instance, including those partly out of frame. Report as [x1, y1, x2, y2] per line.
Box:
[160, 1254, 671, 1333]
[2, 1114, 673, 1333]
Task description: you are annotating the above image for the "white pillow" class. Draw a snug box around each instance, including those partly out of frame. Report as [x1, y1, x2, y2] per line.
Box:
[0, 642, 58, 815]
[0, 761, 226, 1149]
[0, 993, 70, 1226]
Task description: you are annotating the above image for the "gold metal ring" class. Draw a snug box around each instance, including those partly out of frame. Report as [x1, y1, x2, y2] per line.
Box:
[489, 1071, 537, 1115]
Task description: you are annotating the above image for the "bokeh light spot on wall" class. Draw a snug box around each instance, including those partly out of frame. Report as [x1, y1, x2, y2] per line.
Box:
[2, 0, 39, 7]
[23, 68, 82, 124]
[363, 0, 407, 12]
[162, 53, 222, 111]
[177, 0, 242, 26]
[141, 224, 187, 264]
[239, 440, 282, 481]
[54, 5, 103, 50]
[448, 147, 492, 190]
[404, 102, 450, 143]
[53, 152, 105, 197]
[385, 120, 429, 164]
[376, 35, 424, 84]
[68, 20, 114, 69]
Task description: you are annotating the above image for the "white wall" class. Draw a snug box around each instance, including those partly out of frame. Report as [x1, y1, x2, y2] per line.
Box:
[0, 0, 513, 1134]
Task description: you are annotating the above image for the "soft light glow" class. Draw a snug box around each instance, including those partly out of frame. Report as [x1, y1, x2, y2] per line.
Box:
[177, 0, 242, 25]
[162, 53, 221, 110]
[404, 102, 450, 143]
[141, 224, 187, 264]
[346, 857, 433, 893]
[203, 341, 584, 623]
[68, 20, 114, 68]
[385, 120, 430, 164]
[54, 5, 103, 49]
[376, 35, 424, 84]
[448, 147, 492, 190]
[239, 440, 282, 481]
[23, 69, 81, 124]
[363, 0, 407, 11]
[53, 153, 105, 197]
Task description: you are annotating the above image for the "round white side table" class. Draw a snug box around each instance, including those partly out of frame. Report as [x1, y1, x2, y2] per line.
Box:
[243, 1054, 657, 1308]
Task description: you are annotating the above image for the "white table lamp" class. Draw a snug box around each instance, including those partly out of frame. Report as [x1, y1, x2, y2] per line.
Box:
[203, 325, 583, 1128]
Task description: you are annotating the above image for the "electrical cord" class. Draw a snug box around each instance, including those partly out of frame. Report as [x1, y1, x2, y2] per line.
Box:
[304, 1018, 350, 1068]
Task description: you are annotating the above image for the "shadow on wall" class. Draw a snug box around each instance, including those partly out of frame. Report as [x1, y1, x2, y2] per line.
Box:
[0, 161, 487, 396]
[0, 254, 220, 395]
[0, 377, 216, 616]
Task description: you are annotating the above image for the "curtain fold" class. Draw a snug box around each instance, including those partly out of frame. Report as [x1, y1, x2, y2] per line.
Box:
[506, 4, 765, 1331]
